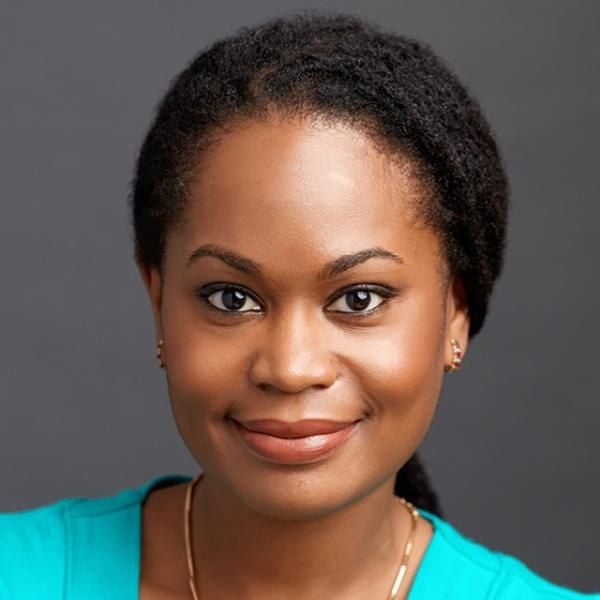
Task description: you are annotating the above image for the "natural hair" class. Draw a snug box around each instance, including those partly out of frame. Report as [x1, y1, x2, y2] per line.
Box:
[130, 10, 509, 517]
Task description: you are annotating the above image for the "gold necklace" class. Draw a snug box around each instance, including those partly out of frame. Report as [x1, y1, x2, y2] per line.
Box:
[184, 473, 419, 600]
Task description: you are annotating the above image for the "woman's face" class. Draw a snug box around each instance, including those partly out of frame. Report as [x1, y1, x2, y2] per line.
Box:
[139, 115, 469, 518]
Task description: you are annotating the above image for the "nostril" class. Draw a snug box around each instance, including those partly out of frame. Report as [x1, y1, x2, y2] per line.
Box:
[259, 382, 276, 392]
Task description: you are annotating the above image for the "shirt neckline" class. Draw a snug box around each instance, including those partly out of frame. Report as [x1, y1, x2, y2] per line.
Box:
[134, 473, 441, 600]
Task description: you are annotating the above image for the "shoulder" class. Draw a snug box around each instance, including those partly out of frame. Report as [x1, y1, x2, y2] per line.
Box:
[414, 509, 599, 599]
[0, 474, 189, 599]
[0, 498, 69, 598]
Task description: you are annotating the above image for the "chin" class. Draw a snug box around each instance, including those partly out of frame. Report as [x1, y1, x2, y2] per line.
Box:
[218, 461, 386, 522]
[236, 478, 362, 521]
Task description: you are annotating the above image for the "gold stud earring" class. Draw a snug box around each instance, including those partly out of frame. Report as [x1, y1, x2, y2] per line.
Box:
[156, 339, 165, 369]
[444, 338, 462, 373]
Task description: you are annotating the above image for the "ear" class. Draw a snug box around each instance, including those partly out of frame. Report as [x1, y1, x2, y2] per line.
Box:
[136, 260, 164, 340]
[444, 274, 470, 364]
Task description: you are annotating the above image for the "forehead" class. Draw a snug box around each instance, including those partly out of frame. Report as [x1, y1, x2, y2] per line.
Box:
[169, 116, 440, 276]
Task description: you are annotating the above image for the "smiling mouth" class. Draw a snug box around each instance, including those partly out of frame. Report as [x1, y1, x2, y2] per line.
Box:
[230, 418, 360, 465]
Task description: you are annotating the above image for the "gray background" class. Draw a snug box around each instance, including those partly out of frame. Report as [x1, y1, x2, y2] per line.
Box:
[1, 0, 598, 592]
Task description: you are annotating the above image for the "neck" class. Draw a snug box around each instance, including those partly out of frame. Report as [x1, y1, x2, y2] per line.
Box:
[190, 473, 412, 599]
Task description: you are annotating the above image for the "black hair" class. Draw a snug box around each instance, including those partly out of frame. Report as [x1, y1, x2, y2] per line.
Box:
[130, 10, 509, 517]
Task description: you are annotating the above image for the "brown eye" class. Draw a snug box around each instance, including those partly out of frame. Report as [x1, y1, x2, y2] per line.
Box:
[327, 287, 388, 314]
[198, 285, 262, 313]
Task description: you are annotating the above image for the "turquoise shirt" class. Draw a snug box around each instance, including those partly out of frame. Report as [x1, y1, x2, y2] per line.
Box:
[0, 474, 597, 599]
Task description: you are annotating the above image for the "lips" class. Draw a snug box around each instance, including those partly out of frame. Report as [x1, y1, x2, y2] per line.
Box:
[231, 418, 360, 465]
[237, 419, 357, 438]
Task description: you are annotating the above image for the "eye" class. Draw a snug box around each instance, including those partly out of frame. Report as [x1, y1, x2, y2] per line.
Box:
[326, 286, 392, 314]
[197, 284, 262, 313]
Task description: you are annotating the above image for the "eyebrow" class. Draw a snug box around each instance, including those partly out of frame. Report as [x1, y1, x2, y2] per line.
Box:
[186, 243, 403, 280]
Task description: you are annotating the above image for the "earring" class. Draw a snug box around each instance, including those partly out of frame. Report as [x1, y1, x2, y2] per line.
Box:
[156, 339, 165, 369]
[444, 338, 462, 373]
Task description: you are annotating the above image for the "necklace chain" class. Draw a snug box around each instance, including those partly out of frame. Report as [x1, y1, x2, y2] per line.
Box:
[184, 473, 419, 600]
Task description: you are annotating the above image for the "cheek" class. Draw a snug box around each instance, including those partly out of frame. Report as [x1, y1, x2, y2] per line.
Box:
[345, 291, 446, 465]
[165, 337, 252, 474]
[159, 290, 250, 456]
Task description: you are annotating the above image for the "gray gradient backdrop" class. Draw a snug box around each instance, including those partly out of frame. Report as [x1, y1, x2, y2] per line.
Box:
[1, 0, 599, 592]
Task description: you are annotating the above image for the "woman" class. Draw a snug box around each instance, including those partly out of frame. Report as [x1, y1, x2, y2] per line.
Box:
[1, 10, 597, 600]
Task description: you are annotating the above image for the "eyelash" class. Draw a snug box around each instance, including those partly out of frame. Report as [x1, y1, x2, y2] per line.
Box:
[194, 283, 398, 318]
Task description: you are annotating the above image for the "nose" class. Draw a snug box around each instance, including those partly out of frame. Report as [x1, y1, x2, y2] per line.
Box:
[248, 304, 338, 394]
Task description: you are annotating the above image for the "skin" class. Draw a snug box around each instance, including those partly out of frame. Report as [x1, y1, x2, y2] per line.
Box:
[137, 114, 470, 599]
